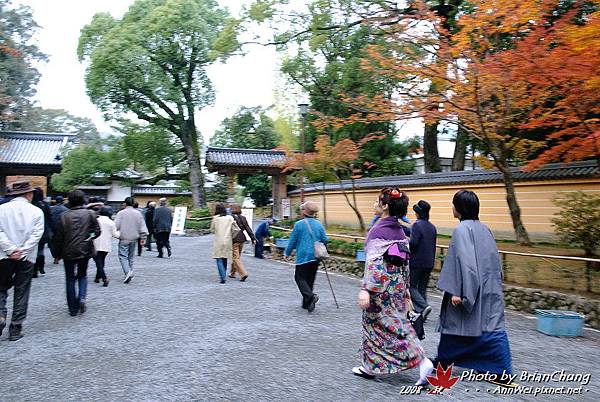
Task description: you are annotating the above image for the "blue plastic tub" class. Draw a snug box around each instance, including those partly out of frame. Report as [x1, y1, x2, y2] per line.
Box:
[275, 239, 289, 249]
[535, 309, 584, 337]
[356, 249, 365, 262]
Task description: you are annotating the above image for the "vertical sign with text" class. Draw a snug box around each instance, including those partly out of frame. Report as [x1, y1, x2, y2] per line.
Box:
[171, 207, 188, 235]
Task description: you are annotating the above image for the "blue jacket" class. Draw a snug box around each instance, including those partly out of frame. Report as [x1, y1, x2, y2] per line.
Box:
[409, 218, 437, 269]
[284, 217, 328, 265]
[255, 221, 271, 240]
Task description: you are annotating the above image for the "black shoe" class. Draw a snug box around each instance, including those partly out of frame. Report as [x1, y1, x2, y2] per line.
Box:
[308, 294, 319, 312]
[167, 248, 172, 257]
[8, 324, 23, 341]
[39, 269, 45, 276]
[220, 279, 226, 284]
[32, 272, 38, 278]
[422, 305, 432, 322]
[240, 275, 248, 282]
[157, 255, 163, 258]
[69, 311, 78, 317]
[352, 366, 375, 379]
[94, 278, 100, 283]
[79, 301, 86, 314]
[103, 279, 109, 287]
[0, 317, 5, 336]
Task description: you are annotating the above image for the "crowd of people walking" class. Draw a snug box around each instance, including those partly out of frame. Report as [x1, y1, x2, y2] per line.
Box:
[1, 179, 514, 387]
[0, 181, 173, 337]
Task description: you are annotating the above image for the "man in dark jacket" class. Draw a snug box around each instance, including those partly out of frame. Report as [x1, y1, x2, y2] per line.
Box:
[254, 218, 276, 259]
[409, 200, 437, 321]
[144, 201, 156, 251]
[53, 190, 101, 316]
[153, 198, 173, 258]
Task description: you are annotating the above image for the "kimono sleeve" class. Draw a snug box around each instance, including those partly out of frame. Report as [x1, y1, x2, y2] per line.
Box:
[437, 225, 480, 313]
[362, 256, 391, 293]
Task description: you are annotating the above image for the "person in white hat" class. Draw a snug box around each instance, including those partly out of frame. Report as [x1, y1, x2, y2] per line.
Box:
[0, 181, 44, 341]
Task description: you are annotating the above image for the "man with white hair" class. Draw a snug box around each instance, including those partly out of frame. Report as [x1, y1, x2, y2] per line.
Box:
[153, 198, 173, 258]
[0, 181, 44, 341]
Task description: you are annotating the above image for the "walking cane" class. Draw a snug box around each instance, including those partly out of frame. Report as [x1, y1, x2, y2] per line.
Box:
[321, 260, 339, 309]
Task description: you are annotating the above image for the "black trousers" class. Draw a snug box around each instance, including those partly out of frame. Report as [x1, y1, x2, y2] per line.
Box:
[145, 232, 153, 250]
[0, 259, 34, 325]
[155, 232, 171, 257]
[254, 238, 264, 258]
[294, 261, 319, 308]
[409, 266, 433, 313]
[93, 251, 108, 282]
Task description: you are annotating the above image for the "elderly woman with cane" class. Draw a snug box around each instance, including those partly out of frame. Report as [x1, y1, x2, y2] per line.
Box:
[353, 187, 434, 385]
[284, 201, 328, 313]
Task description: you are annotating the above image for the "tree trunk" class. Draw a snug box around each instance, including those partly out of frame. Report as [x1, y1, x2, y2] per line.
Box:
[321, 181, 328, 228]
[423, 122, 441, 173]
[451, 126, 468, 171]
[499, 165, 531, 246]
[180, 125, 206, 208]
[336, 176, 365, 233]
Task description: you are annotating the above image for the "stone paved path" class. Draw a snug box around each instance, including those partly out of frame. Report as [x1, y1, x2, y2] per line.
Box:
[2, 235, 599, 401]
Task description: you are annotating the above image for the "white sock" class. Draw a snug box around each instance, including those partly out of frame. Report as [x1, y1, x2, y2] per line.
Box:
[416, 358, 434, 386]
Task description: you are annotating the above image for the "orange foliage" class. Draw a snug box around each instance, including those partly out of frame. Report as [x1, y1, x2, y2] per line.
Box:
[322, 0, 600, 169]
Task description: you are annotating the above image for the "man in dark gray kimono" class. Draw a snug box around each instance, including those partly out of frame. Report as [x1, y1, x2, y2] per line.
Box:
[434, 190, 513, 385]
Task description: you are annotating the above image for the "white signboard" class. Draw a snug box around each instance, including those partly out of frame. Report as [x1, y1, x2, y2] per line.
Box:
[241, 208, 253, 241]
[281, 198, 291, 218]
[171, 207, 188, 235]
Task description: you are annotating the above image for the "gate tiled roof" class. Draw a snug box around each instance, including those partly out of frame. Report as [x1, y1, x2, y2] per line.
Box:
[0, 131, 77, 166]
[205, 147, 286, 169]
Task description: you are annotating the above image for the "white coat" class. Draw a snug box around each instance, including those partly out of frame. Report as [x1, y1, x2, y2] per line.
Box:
[93, 215, 120, 253]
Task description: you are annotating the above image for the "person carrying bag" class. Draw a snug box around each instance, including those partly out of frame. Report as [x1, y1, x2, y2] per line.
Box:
[284, 201, 329, 313]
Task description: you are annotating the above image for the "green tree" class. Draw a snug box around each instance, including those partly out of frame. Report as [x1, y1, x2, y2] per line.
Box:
[50, 145, 129, 192]
[118, 120, 185, 175]
[8, 106, 101, 145]
[210, 106, 280, 149]
[244, 174, 271, 207]
[78, 0, 234, 207]
[0, 0, 47, 127]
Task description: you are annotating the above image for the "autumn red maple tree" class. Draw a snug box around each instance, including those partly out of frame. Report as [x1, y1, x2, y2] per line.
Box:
[316, 0, 600, 245]
[282, 134, 379, 232]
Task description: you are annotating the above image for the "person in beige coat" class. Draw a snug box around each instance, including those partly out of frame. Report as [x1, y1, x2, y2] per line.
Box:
[210, 203, 239, 284]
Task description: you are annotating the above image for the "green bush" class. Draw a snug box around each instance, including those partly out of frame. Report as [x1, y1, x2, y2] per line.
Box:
[552, 191, 600, 257]
[189, 207, 212, 218]
[186, 219, 211, 230]
[168, 196, 192, 207]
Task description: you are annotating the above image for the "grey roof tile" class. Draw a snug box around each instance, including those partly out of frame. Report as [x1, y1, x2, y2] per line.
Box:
[291, 160, 599, 194]
[0, 131, 77, 166]
[205, 147, 286, 168]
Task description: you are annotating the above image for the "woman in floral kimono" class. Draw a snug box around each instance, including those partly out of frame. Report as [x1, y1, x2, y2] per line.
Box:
[353, 187, 434, 385]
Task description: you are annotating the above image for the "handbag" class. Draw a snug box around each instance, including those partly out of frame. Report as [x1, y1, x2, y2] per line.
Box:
[231, 218, 242, 240]
[303, 219, 329, 261]
[232, 214, 247, 243]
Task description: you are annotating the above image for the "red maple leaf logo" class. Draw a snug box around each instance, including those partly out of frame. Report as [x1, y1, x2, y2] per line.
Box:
[426, 363, 460, 395]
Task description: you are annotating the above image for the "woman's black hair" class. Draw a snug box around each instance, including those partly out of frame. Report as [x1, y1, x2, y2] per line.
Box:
[453, 189, 480, 220]
[379, 187, 409, 218]
[68, 189, 87, 208]
[99, 206, 113, 218]
[214, 202, 227, 216]
[32, 187, 44, 204]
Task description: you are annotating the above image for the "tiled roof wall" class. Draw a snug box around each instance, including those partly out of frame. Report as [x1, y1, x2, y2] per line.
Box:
[292, 160, 599, 193]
